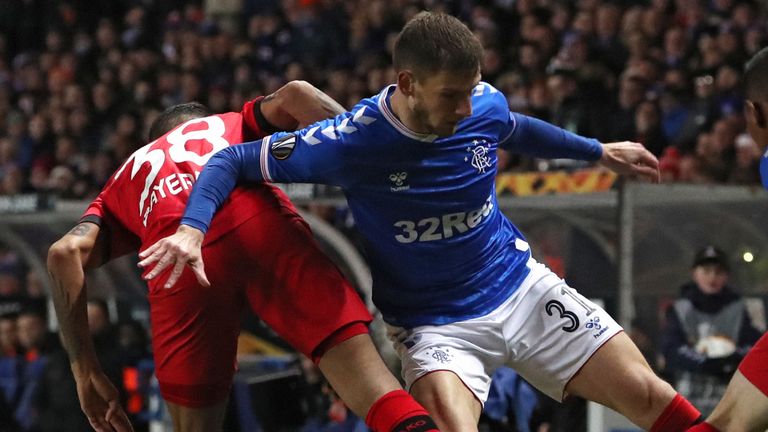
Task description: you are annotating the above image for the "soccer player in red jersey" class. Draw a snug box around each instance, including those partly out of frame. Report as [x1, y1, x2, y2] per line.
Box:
[688, 47, 768, 432]
[47, 80, 439, 432]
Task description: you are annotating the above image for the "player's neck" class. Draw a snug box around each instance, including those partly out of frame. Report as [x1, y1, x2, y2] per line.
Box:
[390, 87, 429, 134]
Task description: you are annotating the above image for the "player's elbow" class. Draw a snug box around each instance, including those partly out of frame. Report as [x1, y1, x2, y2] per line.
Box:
[283, 80, 314, 99]
[47, 239, 79, 269]
[281, 81, 318, 110]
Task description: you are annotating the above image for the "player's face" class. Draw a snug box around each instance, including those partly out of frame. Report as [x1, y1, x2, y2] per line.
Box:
[411, 69, 481, 137]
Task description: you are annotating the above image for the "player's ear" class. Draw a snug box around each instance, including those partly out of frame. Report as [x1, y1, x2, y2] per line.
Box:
[397, 70, 415, 96]
[746, 100, 767, 129]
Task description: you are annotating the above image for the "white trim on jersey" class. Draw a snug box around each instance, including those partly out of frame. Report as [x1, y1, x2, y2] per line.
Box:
[259, 136, 272, 182]
[377, 85, 438, 143]
[499, 111, 518, 145]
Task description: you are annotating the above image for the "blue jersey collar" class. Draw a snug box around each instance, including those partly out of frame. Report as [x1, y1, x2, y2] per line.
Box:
[378, 85, 438, 143]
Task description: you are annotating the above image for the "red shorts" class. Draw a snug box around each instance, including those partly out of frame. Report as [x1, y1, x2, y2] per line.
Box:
[738, 332, 768, 397]
[147, 205, 372, 407]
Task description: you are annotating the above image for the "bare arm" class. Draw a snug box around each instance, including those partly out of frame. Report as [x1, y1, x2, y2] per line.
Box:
[47, 222, 104, 372]
[47, 221, 132, 432]
[260, 80, 346, 129]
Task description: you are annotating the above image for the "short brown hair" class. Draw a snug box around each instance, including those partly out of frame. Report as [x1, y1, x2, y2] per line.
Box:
[393, 12, 483, 78]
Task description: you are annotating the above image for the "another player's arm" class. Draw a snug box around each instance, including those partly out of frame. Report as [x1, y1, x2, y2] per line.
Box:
[47, 221, 133, 432]
[259, 80, 346, 131]
[500, 109, 659, 181]
[139, 113, 352, 287]
[137, 137, 305, 287]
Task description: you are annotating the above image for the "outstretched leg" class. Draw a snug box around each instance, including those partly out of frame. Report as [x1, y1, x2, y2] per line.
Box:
[318, 333, 440, 432]
[566, 332, 700, 431]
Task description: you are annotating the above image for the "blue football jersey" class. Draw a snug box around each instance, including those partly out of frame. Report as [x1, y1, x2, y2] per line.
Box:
[761, 150, 768, 190]
[183, 83, 603, 328]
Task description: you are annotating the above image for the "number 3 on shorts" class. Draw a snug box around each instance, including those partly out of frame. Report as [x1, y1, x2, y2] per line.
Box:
[545, 299, 580, 333]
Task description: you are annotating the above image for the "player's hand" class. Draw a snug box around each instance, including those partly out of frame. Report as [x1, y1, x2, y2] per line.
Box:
[75, 370, 134, 432]
[137, 225, 210, 289]
[598, 141, 660, 183]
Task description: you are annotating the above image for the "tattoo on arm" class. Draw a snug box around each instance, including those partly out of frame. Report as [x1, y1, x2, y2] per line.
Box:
[313, 87, 346, 116]
[262, 92, 277, 104]
[68, 223, 93, 237]
[48, 272, 84, 361]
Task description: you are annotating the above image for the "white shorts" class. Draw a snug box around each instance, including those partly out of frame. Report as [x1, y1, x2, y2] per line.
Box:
[386, 258, 622, 403]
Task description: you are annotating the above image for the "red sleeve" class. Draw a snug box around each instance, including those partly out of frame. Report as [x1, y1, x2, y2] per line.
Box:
[82, 193, 106, 220]
[241, 96, 266, 141]
[81, 194, 141, 261]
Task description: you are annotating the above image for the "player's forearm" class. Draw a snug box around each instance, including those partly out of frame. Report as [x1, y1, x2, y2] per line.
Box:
[280, 80, 346, 127]
[181, 143, 263, 233]
[47, 241, 100, 375]
[503, 113, 603, 161]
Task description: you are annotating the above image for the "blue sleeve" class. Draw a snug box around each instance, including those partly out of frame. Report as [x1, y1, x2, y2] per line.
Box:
[180, 140, 265, 233]
[181, 111, 360, 233]
[499, 112, 603, 161]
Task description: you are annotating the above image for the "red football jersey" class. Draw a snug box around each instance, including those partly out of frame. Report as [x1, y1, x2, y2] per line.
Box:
[82, 100, 296, 257]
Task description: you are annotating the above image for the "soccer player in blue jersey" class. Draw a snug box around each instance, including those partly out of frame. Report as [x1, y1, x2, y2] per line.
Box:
[139, 12, 704, 432]
[687, 46, 768, 432]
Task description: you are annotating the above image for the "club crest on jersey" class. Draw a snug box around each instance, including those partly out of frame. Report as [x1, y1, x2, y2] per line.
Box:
[271, 134, 296, 160]
[464, 139, 493, 173]
[424, 346, 453, 364]
[389, 171, 410, 192]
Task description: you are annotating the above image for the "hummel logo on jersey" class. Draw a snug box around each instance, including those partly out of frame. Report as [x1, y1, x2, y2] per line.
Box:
[465, 139, 493, 173]
[389, 172, 409, 191]
[585, 317, 601, 330]
[586, 317, 609, 338]
[271, 134, 296, 160]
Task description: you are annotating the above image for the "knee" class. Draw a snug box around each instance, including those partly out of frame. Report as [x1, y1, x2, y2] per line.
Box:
[411, 375, 480, 423]
[624, 365, 676, 414]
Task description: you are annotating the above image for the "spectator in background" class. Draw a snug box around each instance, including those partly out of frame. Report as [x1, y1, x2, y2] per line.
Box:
[634, 99, 668, 156]
[660, 245, 762, 416]
[0, 0, 765, 195]
[0, 312, 21, 418]
[714, 62, 743, 117]
[676, 74, 720, 152]
[23, 271, 45, 300]
[608, 73, 647, 141]
[547, 67, 587, 135]
[34, 299, 126, 432]
[689, 124, 732, 183]
[14, 307, 56, 431]
[0, 314, 18, 358]
[728, 132, 762, 184]
[0, 249, 24, 319]
[659, 86, 690, 144]
[0, 165, 24, 195]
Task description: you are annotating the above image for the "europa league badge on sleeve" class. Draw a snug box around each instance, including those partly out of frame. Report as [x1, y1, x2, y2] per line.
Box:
[271, 134, 297, 160]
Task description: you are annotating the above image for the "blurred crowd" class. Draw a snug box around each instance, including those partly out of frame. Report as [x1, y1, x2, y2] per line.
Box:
[0, 0, 766, 198]
[1, 1, 767, 430]
[0, 294, 152, 432]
